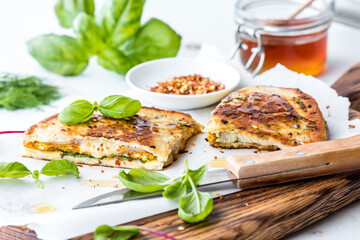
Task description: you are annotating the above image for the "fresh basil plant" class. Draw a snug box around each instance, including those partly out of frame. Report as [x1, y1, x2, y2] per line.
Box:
[28, 0, 181, 76]
[59, 95, 141, 125]
[0, 159, 79, 188]
[118, 161, 213, 223]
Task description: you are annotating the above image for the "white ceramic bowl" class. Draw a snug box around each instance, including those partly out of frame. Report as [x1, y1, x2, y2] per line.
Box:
[126, 57, 240, 110]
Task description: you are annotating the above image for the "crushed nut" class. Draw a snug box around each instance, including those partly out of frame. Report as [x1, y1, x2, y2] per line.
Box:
[150, 74, 225, 95]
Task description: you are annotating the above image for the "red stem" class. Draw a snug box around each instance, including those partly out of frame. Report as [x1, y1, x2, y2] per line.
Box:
[138, 226, 177, 240]
[0, 131, 25, 134]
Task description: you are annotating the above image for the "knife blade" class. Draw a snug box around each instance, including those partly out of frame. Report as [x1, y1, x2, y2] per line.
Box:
[73, 156, 335, 210]
[73, 169, 232, 209]
[73, 135, 360, 209]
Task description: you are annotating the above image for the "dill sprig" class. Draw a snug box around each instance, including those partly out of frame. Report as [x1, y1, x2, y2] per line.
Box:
[0, 73, 61, 110]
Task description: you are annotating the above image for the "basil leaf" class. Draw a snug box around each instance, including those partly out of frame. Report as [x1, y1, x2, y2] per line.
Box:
[99, 95, 141, 119]
[94, 225, 139, 240]
[120, 18, 181, 63]
[0, 162, 32, 178]
[162, 181, 187, 200]
[97, 48, 136, 75]
[59, 100, 95, 124]
[185, 164, 208, 187]
[96, 0, 145, 47]
[40, 159, 79, 178]
[118, 169, 171, 193]
[73, 13, 106, 55]
[178, 191, 213, 223]
[55, 0, 95, 28]
[27, 34, 89, 76]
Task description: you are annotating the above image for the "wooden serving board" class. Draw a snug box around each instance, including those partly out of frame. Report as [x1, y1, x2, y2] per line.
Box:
[1, 64, 360, 240]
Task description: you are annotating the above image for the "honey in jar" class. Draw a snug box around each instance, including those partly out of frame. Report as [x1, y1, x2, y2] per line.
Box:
[235, 0, 332, 76]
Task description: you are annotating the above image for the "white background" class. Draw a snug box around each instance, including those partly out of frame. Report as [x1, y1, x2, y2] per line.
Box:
[1, 0, 360, 239]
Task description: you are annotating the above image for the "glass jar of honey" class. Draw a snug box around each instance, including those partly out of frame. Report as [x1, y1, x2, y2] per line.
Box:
[234, 0, 333, 76]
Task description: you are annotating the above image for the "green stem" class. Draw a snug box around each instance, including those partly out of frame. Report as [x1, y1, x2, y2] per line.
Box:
[32, 170, 44, 188]
[187, 169, 201, 211]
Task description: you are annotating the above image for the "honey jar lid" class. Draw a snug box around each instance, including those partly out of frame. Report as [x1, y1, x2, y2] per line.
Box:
[235, 0, 333, 35]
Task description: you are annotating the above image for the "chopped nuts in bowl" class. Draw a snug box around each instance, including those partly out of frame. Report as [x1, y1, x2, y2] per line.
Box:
[126, 57, 240, 110]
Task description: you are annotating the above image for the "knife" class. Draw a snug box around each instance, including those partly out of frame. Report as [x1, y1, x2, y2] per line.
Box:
[73, 134, 360, 210]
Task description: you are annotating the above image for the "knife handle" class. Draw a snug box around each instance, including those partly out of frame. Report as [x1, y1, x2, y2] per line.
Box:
[226, 134, 360, 189]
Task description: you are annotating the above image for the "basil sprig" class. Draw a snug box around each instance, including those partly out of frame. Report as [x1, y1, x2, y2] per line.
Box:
[118, 161, 213, 223]
[59, 95, 141, 125]
[28, 0, 181, 76]
[0, 159, 79, 188]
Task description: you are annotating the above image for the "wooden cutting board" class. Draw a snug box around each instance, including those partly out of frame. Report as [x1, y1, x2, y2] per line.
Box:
[1, 64, 360, 240]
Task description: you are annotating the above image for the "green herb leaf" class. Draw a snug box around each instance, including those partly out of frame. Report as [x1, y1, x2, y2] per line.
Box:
[118, 169, 172, 193]
[0, 74, 61, 111]
[178, 190, 213, 223]
[0, 162, 32, 178]
[96, 0, 145, 47]
[40, 159, 79, 178]
[94, 225, 139, 240]
[185, 164, 208, 187]
[73, 13, 106, 55]
[27, 34, 89, 76]
[120, 18, 181, 63]
[99, 95, 141, 119]
[59, 100, 95, 124]
[55, 0, 95, 28]
[162, 181, 187, 200]
[97, 48, 136, 75]
[163, 164, 208, 200]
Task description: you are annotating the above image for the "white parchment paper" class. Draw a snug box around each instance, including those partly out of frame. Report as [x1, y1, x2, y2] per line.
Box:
[1, 64, 360, 239]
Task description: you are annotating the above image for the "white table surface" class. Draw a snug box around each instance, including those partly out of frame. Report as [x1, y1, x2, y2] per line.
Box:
[1, 0, 360, 239]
